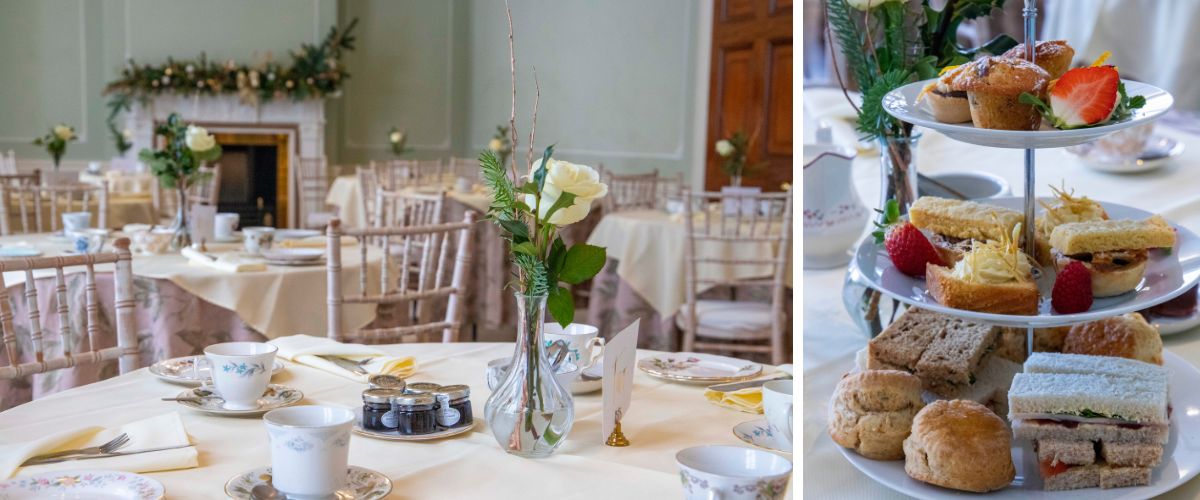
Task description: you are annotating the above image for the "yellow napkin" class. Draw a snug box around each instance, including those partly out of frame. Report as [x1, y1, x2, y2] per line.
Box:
[704, 387, 764, 414]
[0, 413, 198, 478]
[181, 247, 266, 272]
[279, 236, 356, 248]
[269, 334, 417, 383]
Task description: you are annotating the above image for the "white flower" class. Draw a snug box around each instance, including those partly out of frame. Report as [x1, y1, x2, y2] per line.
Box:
[389, 131, 403, 144]
[715, 139, 734, 157]
[122, 128, 133, 140]
[523, 158, 608, 226]
[53, 125, 74, 141]
[488, 138, 504, 152]
[846, 0, 903, 10]
[185, 125, 216, 152]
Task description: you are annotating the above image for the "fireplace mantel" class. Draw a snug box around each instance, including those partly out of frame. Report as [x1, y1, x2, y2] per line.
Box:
[125, 94, 326, 227]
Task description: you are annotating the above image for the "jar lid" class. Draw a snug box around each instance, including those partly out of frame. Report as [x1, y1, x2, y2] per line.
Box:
[363, 388, 404, 404]
[434, 384, 470, 400]
[405, 382, 442, 394]
[367, 374, 406, 391]
[391, 393, 437, 407]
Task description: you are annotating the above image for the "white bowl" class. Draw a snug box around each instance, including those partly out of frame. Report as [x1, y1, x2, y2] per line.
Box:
[919, 171, 1009, 200]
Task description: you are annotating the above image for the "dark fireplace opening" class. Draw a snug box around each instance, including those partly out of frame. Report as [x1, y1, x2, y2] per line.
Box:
[217, 145, 278, 227]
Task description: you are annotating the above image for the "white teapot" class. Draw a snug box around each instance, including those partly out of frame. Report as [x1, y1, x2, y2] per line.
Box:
[803, 144, 868, 269]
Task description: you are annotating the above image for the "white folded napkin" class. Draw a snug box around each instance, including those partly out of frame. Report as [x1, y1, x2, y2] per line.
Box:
[269, 334, 417, 383]
[0, 412, 198, 479]
[181, 247, 266, 272]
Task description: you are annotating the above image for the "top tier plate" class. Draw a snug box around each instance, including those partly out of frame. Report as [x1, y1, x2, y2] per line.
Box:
[851, 197, 1200, 328]
[883, 79, 1173, 149]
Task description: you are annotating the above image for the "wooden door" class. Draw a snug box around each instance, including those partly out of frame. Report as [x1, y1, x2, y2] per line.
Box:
[705, 0, 793, 191]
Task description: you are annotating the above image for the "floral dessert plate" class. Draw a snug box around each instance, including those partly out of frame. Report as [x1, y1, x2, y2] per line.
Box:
[224, 465, 391, 500]
[149, 356, 285, 386]
[0, 470, 165, 499]
[734, 419, 792, 454]
[173, 384, 302, 416]
[352, 408, 477, 442]
[637, 352, 762, 384]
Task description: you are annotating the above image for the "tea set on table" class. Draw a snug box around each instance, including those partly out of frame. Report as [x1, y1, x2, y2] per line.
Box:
[117, 211, 326, 266]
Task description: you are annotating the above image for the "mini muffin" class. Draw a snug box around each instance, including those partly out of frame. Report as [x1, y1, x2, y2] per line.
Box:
[949, 56, 1050, 130]
[828, 370, 925, 460]
[903, 400, 1016, 492]
[1002, 40, 1076, 79]
[1063, 313, 1163, 365]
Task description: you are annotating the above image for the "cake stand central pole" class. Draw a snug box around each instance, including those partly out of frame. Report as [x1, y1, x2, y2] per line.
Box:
[1023, 0, 1038, 356]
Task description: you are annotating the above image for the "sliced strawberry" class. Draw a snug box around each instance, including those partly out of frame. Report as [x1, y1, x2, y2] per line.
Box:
[1049, 66, 1121, 127]
[1052, 261, 1094, 314]
[884, 222, 944, 277]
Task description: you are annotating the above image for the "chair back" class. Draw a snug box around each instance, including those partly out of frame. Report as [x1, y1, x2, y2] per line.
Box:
[297, 158, 331, 228]
[0, 181, 107, 235]
[374, 188, 445, 228]
[448, 157, 480, 182]
[325, 214, 476, 343]
[656, 172, 685, 209]
[680, 190, 793, 364]
[604, 170, 659, 213]
[0, 238, 137, 379]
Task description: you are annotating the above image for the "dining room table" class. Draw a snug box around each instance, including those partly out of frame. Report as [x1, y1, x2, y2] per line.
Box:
[802, 87, 1200, 499]
[0, 342, 793, 499]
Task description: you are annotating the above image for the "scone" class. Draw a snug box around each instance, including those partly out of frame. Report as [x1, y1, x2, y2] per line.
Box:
[1002, 40, 1076, 79]
[1050, 215, 1177, 297]
[949, 56, 1050, 130]
[1063, 313, 1163, 365]
[828, 370, 925, 460]
[903, 400, 1016, 492]
[925, 225, 1039, 315]
[1035, 185, 1108, 266]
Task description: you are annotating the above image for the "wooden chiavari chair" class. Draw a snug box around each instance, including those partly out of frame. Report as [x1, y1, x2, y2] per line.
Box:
[326, 214, 476, 343]
[678, 190, 793, 365]
[656, 171, 685, 210]
[297, 158, 338, 229]
[374, 189, 445, 228]
[0, 238, 137, 380]
[0, 170, 41, 235]
[604, 170, 659, 213]
[0, 182, 108, 235]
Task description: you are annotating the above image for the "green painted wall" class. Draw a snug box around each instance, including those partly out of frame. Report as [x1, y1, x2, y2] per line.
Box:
[0, 0, 704, 178]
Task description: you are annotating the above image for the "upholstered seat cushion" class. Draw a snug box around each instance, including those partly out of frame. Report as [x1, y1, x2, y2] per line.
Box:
[676, 300, 775, 340]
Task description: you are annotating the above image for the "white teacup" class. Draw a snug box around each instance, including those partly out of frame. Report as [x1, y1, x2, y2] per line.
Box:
[68, 228, 108, 254]
[62, 212, 91, 233]
[486, 357, 579, 391]
[543, 323, 605, 373]
[264, 406, 355, 498]
[243, 226, 275, 255]
[215, 213, 240, 241]
[204, 342, 277, 410]
[676, 445, 792, 500]
[763, 380, 793, 450]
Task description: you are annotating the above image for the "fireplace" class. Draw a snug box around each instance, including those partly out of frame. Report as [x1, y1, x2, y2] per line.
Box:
[213, 133, 288, 227]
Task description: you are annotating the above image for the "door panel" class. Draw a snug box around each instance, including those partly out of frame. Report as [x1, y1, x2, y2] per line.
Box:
[766, 42, 793, 157]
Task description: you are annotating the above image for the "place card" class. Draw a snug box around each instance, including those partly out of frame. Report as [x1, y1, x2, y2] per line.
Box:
[189, 204, 216, 244]
[602, 319, 639, 445]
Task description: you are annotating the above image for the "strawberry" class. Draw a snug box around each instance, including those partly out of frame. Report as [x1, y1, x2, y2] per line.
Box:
[1020, 65, 1144, 129]
[1052, 261, 1093, 314]
[872, 199, 943, 277]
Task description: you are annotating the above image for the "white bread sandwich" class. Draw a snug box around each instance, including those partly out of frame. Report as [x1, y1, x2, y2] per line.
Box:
[1035, 184, 1108, 265]
[1049, 215, 1177, 297]
[926, 223, 1039, 315]
[909, 196, 1024, 264]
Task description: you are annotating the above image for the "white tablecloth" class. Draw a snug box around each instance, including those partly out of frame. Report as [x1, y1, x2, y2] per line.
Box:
[0, 342, 792, 498]
[803, 87, 1200, 499]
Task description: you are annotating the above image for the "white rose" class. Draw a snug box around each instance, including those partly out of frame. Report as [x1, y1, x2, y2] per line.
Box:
[389, 131, 403, 144]
[523, 158, 608, 226]
[715, 139, 734, 157]
[846, 0, 903, 10]
[185, 125, 216, 152]
[53, 125, 74, 141]
[122, 128, 134, 140]
[488, 138, 504, 152]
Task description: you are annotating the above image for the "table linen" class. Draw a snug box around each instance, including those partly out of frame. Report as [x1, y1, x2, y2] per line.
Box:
[0, 342, 792, 499]
[802, 87, 1200, 499]
[269, 334, 417, 382]
[0, 412, 197, 478]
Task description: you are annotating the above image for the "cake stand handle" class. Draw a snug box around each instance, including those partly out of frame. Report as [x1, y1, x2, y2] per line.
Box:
[1023, 1, 1038, 358]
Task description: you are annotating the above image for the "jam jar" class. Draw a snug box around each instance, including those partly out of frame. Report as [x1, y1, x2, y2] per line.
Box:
[405, 382, 442, 395]
[432, 384, 473, 429]
[390, 393, 439, 435]
[367, 374, 407, 391]
[361, 388, 405, 431]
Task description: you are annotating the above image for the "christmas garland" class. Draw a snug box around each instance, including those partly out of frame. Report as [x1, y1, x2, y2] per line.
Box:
[103, 19, 358, 153]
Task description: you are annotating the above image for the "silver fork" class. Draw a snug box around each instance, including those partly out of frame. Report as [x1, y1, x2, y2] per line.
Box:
[21, 433, 131, 466]
[316, 355, 371, 375]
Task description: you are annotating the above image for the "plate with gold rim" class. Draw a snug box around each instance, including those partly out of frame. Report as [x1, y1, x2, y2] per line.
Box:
[637, 352, 761, 384]
[149, 355, 285, 386]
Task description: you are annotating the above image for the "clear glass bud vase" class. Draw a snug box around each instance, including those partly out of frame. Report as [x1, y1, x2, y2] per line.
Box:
[170, 184, 192, 250]
[483, 292, 575, 458]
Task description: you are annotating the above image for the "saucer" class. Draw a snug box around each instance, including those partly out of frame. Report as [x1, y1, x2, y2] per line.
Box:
[638, 352, 762, 384]
[173, 384, 302, 416]
[571, 362, 603, 394]
[224, 465, 392, 500]
[733, 419, 792, 454]
[149, 356, 285, 386]
[0, 470, 165, 499]
[352, 408, 477, 441]
[1069, 134, 1185, 173]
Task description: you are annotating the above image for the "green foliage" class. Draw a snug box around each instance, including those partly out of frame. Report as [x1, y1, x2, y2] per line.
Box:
[106, 93, 134, 155]
[856, 69, 911, 138]
[547, 286, 575, 328]
[559, 244, 606, 285]
[491, 125, 513, 168]
[871, 199, 902, 244]
[31, 124, 77, 169]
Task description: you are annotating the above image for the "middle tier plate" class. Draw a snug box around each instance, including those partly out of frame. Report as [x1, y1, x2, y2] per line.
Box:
[851, 197, 1200, 327]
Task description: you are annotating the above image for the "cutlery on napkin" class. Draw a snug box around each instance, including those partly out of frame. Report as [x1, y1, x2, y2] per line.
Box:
[0, 412, 198, 478]
[181, 247, 267, 272]
[702, 365, 794, 414]
[269, 334, 417, 383]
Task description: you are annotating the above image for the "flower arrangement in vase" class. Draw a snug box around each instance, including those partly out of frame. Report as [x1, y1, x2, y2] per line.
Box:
[488, 125, 513, 169]
[479, 1, 610, 459]
[714, 130, 764, 187]
[138, 113, 221, 249]
[32, 124, 77, 170]
[387, 127, 410, 158]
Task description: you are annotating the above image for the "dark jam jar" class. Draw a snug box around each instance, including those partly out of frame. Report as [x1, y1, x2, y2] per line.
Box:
[432, 384, 473, 429]
[362, 388, 404, 431]
[404, 382, 441, 395]
[367, 374, 406, 391]
[390, 393, 438, 435]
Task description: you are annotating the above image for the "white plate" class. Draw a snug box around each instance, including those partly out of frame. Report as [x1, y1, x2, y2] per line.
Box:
[883, 79, 1173, 149]
[851, 197, 1200, 328]
[838, 350, 1200, 498]
[1068, 135, 1185, 174]
[0, 470, 165, 499]
[212, 233, 242, 243]
[637, 352, 762, 383]
[224, 465, 391, 500]
[149, 356, 285, 386]
[0, 247, 42, 258]
[273, 229, 322, 240]
[571, 362, 603, 394]
[173, 384, 303, 416]
[352, 410, 476, 441]
[259, 248, 323, 262]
